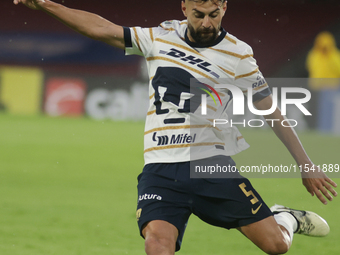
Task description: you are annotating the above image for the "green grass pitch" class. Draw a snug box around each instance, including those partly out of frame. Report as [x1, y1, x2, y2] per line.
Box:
[0, 113, 339, 254]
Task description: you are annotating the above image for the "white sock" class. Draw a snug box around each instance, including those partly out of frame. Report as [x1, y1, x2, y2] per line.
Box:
[274, 212, 298, 240]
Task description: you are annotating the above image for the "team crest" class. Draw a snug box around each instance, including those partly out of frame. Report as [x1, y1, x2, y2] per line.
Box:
[136, 208, 142, 221]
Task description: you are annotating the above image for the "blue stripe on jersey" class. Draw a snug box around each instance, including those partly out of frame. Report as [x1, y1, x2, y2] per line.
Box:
[252, 87, 272, 102]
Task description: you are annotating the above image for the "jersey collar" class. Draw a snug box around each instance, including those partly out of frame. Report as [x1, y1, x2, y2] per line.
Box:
[185, 27, 226, 48]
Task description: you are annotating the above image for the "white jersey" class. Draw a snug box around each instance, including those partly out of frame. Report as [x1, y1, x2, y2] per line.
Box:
[124, 20, 271, 165]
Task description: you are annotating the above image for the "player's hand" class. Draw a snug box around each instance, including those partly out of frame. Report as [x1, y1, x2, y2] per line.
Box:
[13, 0, 45, 10]
[301, 164, 337, 205]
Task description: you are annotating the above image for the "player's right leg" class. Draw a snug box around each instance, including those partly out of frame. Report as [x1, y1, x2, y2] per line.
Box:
[142, 220, 178, 255]
[136, 162, 193, 254]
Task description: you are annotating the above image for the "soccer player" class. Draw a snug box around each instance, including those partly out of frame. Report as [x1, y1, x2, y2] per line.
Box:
[14, 0, 338, 254]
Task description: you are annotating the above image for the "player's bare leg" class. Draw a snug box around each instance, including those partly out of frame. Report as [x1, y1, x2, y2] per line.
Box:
[238, 205, 330, 255]
[142, 220, 178, 255]
[237, 216, 291, 255]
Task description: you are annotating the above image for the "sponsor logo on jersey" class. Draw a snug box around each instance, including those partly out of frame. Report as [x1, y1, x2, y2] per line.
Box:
[152, 132, 196, 146]
[160, 48, 220, 78]
[252, 74, 267, 89]
[138, 193, 163, 201]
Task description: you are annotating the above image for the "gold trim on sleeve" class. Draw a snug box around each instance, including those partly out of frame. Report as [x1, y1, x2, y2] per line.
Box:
[235, 68, 259, 80]
[133, 27, 142, 52]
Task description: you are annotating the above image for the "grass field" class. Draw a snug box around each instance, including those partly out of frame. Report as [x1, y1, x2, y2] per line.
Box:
[0, 113, 339, 255]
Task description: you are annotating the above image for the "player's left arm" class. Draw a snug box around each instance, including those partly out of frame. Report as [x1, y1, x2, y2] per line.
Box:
[254, 95, 338, 205]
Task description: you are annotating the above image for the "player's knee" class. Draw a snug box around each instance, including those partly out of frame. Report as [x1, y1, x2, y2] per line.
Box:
[144, 233, 176, 254]
[262, 239, 289, 255]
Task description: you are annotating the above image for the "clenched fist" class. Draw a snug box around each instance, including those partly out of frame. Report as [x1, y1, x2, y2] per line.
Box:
[13, 0, 46, 10]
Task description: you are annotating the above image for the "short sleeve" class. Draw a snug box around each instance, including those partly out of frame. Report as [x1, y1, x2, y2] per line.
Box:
[233, 45, 271, 102]
[124, 26, 153, 56]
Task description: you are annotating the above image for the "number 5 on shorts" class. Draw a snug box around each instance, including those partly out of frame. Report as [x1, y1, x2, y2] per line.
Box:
[239, 182, 259, 204]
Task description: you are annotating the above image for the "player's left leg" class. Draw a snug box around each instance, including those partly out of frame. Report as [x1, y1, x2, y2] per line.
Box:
[237, 215, 292, 255]
[271, 204, 330, 237]
[191, 176, 291, 254]
[238, 205, 330, 255]
[190, 156, 330, 254]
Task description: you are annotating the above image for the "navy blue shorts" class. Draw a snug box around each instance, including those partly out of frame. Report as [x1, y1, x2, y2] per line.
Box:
[136, 156, 273, 251]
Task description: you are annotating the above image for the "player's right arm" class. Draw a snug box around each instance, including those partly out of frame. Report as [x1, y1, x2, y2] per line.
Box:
[13, 0, 125, 49]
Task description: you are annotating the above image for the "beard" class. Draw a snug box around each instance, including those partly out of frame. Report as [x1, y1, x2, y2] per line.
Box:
[187, 23, 219, 46]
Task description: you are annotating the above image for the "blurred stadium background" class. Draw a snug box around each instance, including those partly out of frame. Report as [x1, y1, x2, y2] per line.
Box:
[1, 0, 340, 254]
